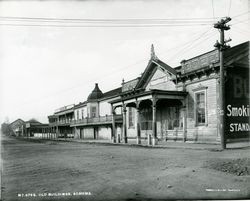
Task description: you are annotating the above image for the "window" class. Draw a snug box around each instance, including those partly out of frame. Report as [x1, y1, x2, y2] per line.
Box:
[195, 91, 206, 125]
[81, 109, 84, 119]
[128, 107, 135, 128]
[76, 110, 79, 120]
[91, 107, 97, 118]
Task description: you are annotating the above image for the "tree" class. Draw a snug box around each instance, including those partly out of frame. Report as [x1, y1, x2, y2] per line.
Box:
[1, 122, 14, 136]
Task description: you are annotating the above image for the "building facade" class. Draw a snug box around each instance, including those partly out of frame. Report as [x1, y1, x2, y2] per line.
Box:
[9, 119, 50, 137]
[25, 119, 49, 138]
[48, 42, 249, 145]
[10, 119, 25, 137]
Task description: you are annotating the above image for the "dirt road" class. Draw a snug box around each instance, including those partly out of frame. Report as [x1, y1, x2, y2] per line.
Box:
[1, 136, 250, 200]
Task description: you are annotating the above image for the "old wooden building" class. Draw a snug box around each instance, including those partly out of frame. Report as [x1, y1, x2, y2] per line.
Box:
[9, 118, 50, 137]
[10, 118, 25, 137]
[48, 41, 249, 145]
[25, 119, 49, 137]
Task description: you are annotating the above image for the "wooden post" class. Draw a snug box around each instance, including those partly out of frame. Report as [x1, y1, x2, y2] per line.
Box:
[56, 126, 59, 140]
[183, 100, 187, 142]
[122, 103, 128, 143]
[112, 108, 116, 143]
[136, 101, 141, 145]
[147, 133, 152, 146]
[214, 17, 231, 149]
[152, 97, 157, 146]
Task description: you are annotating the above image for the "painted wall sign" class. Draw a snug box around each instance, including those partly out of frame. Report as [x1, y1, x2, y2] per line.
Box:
[26, 123, 30, 128]
[225, 67, 250, 139]
[227, 105, 249, 132]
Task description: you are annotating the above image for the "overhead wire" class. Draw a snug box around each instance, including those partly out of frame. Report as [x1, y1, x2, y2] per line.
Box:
[231, 10, 250, 18]
[211, 0, 215, 22]
[0, 10, 248, 23]
[231, 29, 250, 38]
[1, 10, 248, 106]
[228, 0, 232, 16]
[0, 10, 248, 28]
[11, 27, 216, 106]
[0, 15, 216, 28]
[0, 16, 219, 22]
[231, 18, 250, 26]
[0, 23, 213, 28]
[166, 28, 215, 62]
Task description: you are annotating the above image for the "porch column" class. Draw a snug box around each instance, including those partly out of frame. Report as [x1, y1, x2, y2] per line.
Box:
[74, 127, 77, 139]
[56, 126, 59, 140]
[183, 100, 187, 142]
[152, 98, 158, 146]
[122, 104, 128, 143]
[112, 110, 116, 143]
[136, 101, 141, 145]
[56, 116, 59, 140]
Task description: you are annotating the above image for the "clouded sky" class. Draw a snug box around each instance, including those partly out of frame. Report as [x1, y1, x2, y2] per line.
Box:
[0, 0, 249, 123]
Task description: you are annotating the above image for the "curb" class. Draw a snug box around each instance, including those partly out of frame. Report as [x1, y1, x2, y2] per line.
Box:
[13, 137, 250, 151]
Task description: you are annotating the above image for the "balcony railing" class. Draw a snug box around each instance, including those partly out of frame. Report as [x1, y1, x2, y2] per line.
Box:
[49, 115, 123, 127]
[49, 119, 72, 126]
[71, 115, 123, 126]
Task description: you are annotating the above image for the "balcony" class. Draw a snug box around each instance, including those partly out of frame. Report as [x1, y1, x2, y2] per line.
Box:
[49, 119, 72, 127]
[70, 115, 123, 127]
[48, 115, 123, 127]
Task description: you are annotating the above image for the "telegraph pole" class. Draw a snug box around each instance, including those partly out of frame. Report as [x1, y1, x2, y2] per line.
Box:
[214, 17, 231, 149]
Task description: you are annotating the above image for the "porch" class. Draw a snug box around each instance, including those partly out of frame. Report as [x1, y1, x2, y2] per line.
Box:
[70, 115, 123, 140]
[111, 90, 188, 146]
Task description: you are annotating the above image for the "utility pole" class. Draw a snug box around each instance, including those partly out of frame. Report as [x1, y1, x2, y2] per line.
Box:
[214, 17, 231, 149]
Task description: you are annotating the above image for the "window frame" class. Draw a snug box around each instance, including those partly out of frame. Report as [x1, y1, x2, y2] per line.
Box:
[81, 109, 84, 119]
[91, 106, 97, 118]
[194, 89, 208, 126]
[76, 110, 79, 120]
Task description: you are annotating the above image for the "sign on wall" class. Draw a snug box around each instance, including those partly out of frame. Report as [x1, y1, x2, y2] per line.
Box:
[225, 67, 250, 139]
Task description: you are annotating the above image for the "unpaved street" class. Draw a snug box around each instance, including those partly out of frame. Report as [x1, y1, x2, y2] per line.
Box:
[1, 136, 250, 200]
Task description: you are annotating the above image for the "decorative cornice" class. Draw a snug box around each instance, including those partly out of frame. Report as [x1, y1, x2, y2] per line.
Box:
[192, 84, 208, 92]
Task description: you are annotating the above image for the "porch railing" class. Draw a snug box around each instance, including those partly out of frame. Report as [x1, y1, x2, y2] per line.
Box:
[140, 118, 183, 131]
[49, 119, 72, 126]
[141, 121, 152, 130]
[70, 114, 123, 126]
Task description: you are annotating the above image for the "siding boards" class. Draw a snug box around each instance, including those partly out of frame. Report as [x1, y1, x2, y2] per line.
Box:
[185, 78, 218, 142]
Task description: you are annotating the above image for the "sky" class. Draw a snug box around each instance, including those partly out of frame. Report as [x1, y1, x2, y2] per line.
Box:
[0, 0, 249, 124]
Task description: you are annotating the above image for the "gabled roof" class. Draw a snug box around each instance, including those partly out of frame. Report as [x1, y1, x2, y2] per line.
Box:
[26, 119, 42, 124]
[224, 41, 249, 67]
[74, 101, 87, 109]
[135, 58, 177, 90]
[152, 59, 177, 75]
[10, 118, 25, 126]
[102, 87, 122, 98]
